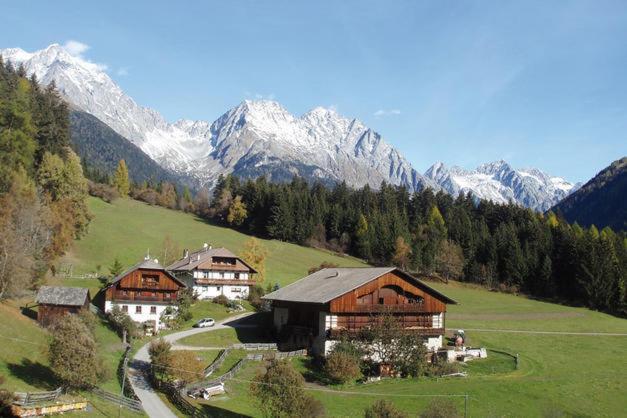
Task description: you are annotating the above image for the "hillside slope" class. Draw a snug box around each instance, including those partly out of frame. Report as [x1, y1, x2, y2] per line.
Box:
[70, 110, 189, 186]
[61, 197, 367, 285]
[551, 157, 627, 230]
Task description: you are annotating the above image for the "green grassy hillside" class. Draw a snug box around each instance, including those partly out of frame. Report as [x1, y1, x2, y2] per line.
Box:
[62, 197, 366, 286]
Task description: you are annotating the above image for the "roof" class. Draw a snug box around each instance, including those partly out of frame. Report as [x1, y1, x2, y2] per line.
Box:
[166, 246, 257, 273]
[107, 258, 187, 288]
[36, 286, 89, 307]
[262, 267, 457, 305]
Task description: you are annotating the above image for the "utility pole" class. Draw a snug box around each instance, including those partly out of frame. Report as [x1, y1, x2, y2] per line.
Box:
[119, 355, 129, 418]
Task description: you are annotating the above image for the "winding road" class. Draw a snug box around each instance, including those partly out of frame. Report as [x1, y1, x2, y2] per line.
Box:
[128, 312, 254, 418]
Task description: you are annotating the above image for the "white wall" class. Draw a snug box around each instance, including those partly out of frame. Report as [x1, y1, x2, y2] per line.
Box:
[104, 301, 172, 329]
[193, 284, 250, 300]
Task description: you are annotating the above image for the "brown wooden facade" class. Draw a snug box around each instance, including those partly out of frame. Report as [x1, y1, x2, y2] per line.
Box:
[269, 269, 454, 354]
[105, 268, 184, 305]
[38, 300, 89, 327]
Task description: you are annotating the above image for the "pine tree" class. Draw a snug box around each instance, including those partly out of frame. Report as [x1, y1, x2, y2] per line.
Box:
[113, 159, 130, 196]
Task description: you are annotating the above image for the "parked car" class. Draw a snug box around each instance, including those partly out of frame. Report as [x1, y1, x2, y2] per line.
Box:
[194, 318, 215, 328]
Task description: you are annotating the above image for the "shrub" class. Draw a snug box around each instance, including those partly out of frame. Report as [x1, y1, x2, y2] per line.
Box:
[364, 399, 407, 418]
[49, 315, 100, 389]
[176, 288, 194, 322]
[251, 359, 324, 418]
[108, 305, 142, 340]
[0, 375, 15, 413]
[88, 181, 118, 203]
[169, 350, 204, 385]
[419, 399, 461, 418]
[213, 294, 230, 306]
[148, 338, 173, 383]
[324, 351, 362, 384]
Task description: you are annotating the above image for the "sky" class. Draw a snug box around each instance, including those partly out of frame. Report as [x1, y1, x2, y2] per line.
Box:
[2, 0, 627, 183]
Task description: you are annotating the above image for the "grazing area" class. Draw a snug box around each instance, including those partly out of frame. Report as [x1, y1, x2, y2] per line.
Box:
[61, 197, 367, 286]
[188, 281, 627, 417]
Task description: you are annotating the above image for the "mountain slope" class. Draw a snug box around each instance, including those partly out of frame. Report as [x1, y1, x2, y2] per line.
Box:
[1, 44, 436, 192]
[425, 160, 579, 211]
[69, 110, 188, 185]
[551, 157, 627, 230]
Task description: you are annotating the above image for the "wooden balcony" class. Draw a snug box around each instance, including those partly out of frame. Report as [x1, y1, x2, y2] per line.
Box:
[351, 304, 433, 313]
[328, 327, 444, 339]
[194, 279, 256, 286]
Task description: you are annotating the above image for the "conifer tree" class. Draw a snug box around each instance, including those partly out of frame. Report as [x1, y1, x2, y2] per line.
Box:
[113, 159, 130, 196]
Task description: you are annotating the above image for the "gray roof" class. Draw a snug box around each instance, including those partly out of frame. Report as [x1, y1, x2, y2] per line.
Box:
[107, 258, 186, 287]
[36, 286, 89, 306]
[166, 246, 255, 272]
[262, 267, 457, 304]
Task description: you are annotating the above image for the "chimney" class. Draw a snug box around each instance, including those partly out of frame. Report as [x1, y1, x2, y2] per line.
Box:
[153, 258, 159, 264]
[203, 243, 209, 252]
[183, 249, 189, 259]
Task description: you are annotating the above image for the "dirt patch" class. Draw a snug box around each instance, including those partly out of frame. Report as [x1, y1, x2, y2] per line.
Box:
[447, 312, 586, 321]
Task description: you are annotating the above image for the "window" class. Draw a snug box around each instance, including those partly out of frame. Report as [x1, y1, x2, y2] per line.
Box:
[136, 306, 142, 314]
[232, 287, 241, 292]
[150, 306, 157, 315]
[141, 274, 159, 287]
[216, 287, 221, 291]
[219, 272, 225, 278]
[202, 286, 208, 292]
[122, 305, 128, 313]
[235, 273, 240, 280]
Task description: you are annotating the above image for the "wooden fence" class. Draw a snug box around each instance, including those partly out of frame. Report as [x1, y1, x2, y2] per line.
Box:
[203, 349, 228, 376]
[14, 387, 63, 406]
[92, 388, 143, 413]
[161, 382, 204, 418]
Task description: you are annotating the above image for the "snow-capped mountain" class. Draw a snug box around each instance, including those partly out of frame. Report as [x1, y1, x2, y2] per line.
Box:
[1, 44, 435, 192]
[2, 43, 579, 210]
[424, 160, 580, 211]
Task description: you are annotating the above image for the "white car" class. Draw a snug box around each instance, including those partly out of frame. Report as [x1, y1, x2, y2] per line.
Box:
[194, 318, 215, 328]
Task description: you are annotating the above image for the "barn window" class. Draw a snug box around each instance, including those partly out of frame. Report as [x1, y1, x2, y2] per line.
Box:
[150, 306, 157, 315]
[136, 306, 142, 314]
[141, 274, 159, 287]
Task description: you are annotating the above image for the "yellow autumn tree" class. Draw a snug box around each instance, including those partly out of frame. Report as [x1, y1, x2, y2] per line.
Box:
[241, 237, 268, 284]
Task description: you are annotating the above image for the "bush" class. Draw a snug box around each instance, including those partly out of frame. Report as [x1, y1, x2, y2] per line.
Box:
[213, 294, 230, 306]
[364, 399, 407, 418]
[149, 338, 173, 383]
[108, 306, 142, 340]
[49, 315, 101, 389]
[251, 359, 324, 418]
[88, 181, 118, 203]
[248, 285, 266, 310]
[0, 375, 15, 413]
[419, 399, 461, 418]
[324, 351, 362, 384]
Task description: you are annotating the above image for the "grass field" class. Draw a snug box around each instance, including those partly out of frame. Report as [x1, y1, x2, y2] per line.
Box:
[4, 197, 627, 417]
[185, 281, 627, 417]
[61, 197, 367, 286]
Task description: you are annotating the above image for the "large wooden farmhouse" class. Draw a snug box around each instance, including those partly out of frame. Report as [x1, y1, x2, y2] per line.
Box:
[263, 267, 456, 356]
[36, 286, 90, 327]
[103, 258, 186, 330]
[167, 244, 257, 300]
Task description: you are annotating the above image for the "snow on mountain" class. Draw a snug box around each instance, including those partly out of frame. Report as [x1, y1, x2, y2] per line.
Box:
[424, 160, 581, 211]
[2, 43, 578, 210]
[1, 44, 435, 192]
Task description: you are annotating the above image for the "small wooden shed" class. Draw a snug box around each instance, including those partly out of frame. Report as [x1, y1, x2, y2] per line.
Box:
[36, 286, 90, 327]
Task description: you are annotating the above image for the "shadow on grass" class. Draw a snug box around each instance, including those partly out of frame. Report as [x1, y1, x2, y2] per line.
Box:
[199, 403, 251, 418]
[224, 313, 275, 344]
[295, 357, 334, 386]
[7, 359, 57, 390]
[20, 306, 38, 321]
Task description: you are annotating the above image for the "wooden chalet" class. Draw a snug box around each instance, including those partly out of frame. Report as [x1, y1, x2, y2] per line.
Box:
[167, 244, 257, 300]
[103, 258, 186, 330]
[262, 267, 456, 356]
[36, 286, 90, 327]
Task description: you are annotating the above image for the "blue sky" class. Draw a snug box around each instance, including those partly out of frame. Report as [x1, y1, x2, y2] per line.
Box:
[2, 0, 627, 182]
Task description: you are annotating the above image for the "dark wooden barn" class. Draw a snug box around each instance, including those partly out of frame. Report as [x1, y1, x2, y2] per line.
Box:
[263, 267, 456, 356]
[36, 286, 90, 327]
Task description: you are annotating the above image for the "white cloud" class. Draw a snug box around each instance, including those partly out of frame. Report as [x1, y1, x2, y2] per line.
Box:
[116, 67, 129, 76]
[63, 40, 90, 57]
[374, 109, 401, 117]
[62, 40, 109, 72]
[254, 92, 276, 100]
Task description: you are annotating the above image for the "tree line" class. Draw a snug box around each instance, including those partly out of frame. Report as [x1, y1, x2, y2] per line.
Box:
[0, 57, 91, 299]
[205, 175, 626, 316]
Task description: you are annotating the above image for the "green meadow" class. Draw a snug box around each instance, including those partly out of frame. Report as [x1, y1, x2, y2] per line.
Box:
[1, 197, 625, 417]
